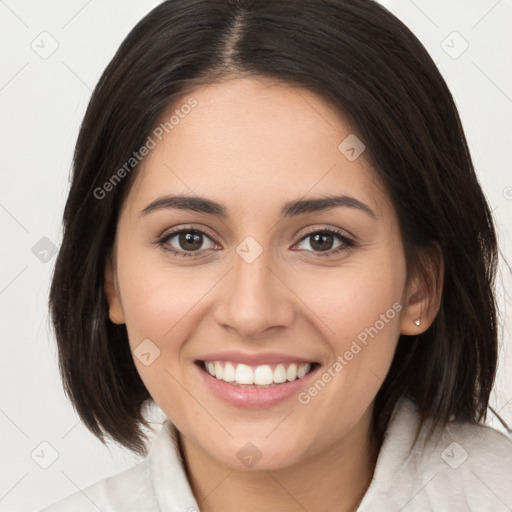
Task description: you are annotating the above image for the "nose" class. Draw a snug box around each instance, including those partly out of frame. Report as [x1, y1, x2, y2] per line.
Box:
[213, 244, 296, 338]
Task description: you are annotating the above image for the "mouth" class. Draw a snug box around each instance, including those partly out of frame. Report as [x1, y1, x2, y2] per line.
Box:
[195, 360, 321, 388]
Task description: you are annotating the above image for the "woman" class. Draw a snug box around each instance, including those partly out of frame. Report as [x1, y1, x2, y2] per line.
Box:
[42, 0, 512, 510]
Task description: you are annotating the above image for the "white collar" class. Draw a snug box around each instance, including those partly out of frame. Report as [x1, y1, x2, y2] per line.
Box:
[148, 419, 199, 510]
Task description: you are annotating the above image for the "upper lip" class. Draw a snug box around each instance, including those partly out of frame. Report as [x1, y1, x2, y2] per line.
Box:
[196, 351, 319, 366]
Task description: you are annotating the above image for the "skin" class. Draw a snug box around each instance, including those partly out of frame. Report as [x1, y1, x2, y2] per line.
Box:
[104, 76, 441, 512]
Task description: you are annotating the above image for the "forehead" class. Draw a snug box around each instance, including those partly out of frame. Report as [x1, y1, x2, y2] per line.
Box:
[123, 77, 390, 220]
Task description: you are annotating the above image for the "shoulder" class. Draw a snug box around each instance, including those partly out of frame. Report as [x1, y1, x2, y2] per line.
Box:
[438, 416, 512, 468]
[38, 459, 158, 512]
[419, 418, 512, 510]
[359, 399, 512, 511]
[38, 419, 197, 512]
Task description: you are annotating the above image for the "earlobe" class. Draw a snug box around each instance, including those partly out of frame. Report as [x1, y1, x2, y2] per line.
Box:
[104, 256, 125, 325]
[400, 295, 426, 335]
[400, 246, 444, 335]
[400, 282, 427, 335]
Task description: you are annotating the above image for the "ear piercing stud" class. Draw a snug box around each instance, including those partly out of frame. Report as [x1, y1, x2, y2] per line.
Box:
[414, 318, 421, 326]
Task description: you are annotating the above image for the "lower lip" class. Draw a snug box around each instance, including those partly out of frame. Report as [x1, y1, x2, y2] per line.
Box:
[194, 362, 320, 409]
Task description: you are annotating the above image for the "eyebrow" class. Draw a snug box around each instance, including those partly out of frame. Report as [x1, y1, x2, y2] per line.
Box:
[140, 194, 376, 219]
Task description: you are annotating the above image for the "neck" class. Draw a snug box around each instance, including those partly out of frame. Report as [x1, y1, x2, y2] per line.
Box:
[178, 405, 379, 512]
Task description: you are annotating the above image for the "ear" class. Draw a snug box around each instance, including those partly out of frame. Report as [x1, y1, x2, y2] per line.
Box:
[400, 244, 444, 335]
[104, 254, 125, 325]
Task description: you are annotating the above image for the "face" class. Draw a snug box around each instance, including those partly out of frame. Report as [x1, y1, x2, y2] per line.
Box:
[105, 77, 427, 471]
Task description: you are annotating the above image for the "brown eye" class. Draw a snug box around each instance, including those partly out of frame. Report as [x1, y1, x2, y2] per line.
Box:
[308, 233, 336, 251]
[177, 231, 204, 251]
[295, 229, 355, 257]
[158, 229, 217, 257]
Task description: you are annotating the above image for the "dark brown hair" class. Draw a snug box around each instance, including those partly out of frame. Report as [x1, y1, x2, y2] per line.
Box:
[49, 0, 498, 456]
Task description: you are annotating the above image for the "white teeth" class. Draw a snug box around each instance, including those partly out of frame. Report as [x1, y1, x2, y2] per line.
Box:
[235, 363, 254, 384]
[286, 363, 297, 381]
[222, 362, 236, 382]
[254, 365, 274, 385]
[203, 361, 313, 385]
[214, 361, 223, 379]
[297, 364, 309, 379]
[274, 364, 287, 383]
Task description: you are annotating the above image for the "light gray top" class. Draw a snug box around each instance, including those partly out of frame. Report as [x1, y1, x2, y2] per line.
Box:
[39, 398, 512, 511]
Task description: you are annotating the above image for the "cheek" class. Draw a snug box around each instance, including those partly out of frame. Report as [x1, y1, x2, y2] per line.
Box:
[300, 255, 404, 332]
[291, 246, 406, 375]
[114, 255, 207, 413]
[288, 251, 405, 434]
[116, 254, 207, 344]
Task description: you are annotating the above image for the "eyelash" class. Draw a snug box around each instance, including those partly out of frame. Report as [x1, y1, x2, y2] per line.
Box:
[156, 226, 356, 259]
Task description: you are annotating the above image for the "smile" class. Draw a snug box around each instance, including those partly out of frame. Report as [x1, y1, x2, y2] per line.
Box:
[194, 359, 321, 408]
[199, 360, 318, 387]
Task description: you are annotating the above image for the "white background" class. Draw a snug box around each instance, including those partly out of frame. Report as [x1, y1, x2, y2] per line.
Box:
[1, 0, 511, 510]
